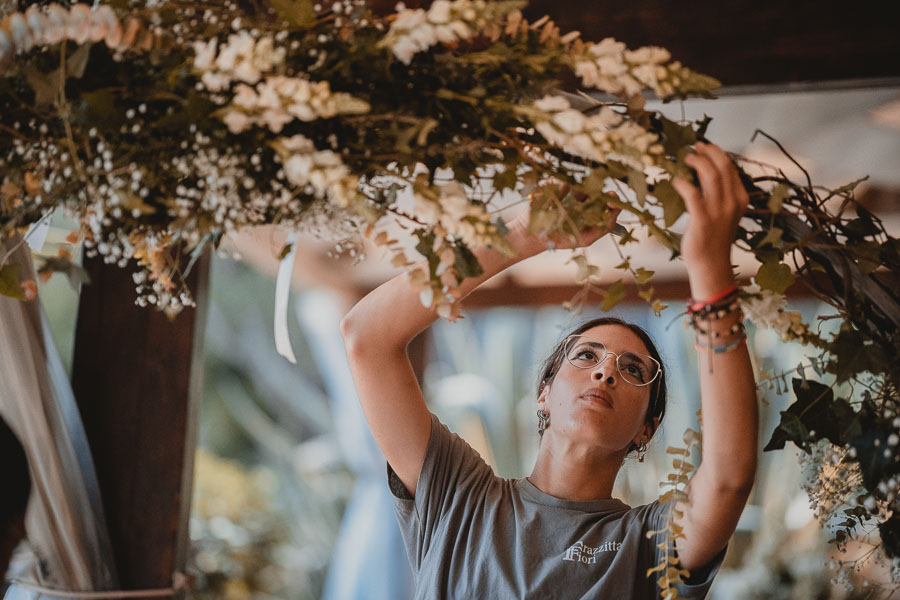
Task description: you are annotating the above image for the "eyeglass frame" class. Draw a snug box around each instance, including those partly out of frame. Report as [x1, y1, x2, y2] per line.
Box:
[561, 335, 662, 387]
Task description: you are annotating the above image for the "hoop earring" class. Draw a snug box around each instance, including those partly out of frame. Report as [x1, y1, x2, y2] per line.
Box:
[537, 409, 550, 435]
[636, 441, 647, 463]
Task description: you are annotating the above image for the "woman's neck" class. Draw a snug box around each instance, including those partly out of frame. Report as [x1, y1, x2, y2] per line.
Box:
[528, 435, 624, 501]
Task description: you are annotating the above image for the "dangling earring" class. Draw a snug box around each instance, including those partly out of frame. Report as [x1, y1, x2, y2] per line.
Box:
[537, 409, 550, 435]
[636, 441, 647, 462]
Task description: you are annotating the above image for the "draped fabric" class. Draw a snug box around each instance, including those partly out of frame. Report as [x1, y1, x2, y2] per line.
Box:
[295, 292, 414, 600]
[0, 235, 117, 599]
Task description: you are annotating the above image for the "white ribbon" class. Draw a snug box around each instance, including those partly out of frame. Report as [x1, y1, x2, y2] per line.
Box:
[274, 232, 299, 364]
[24, 210, 53, 252]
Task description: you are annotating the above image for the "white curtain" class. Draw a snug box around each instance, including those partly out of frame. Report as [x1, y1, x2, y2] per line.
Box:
[1, 235, 117, 599]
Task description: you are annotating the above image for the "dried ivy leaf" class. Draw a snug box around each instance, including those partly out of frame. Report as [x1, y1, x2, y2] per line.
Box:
[628, 169, 648, 207]
[0, 264, 26, 300]
[601, 280, 625, 311]
[270, 0, 316, 29]
[767, 184, 789, 214]
[653, 180, 685, 227]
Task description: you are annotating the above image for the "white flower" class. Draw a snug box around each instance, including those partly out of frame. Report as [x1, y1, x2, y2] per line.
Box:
[408, 23, 438, 49]
[741, 282, 787, 328]
[201, 71, 232, 92]
[222, 110, 252, 134]
[232, 84, 258, 108]
[215, 44, 239, 72]
[595, 55, 627, 76]
[392, 36, 418, 64]
[393, 8, 428, 31]
[284, 155, 313, 186]
[232, 60, 261, 84]
[589, 38, 626, 58]
[428, 0, 453, 24]
[533, 95, 570, 112]
[287, 102, 317, 121]
[273, 76, 300, 98]
[193, 38, 218, 70]
[281, 134, 315, 153]
[229, 31, 256, 59]
[434, 24, 457, 44]
[261, 109, 293, 133]
[412, 194, 441, 224]
[255, 81, 281, 109]
[625, 46, 670, 64]
[448, 20, 469, 38]
[552, 110, 585, 134]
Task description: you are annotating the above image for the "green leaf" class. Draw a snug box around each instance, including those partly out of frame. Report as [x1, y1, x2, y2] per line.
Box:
[0, 264, 26, 300]
[270, 0, 316, 29]
[764, 378, 858, 452]
[849, 241, 881, 274]
[653, 180, 685, 227]
[755, 258, 795, 294]
[601, 280, 626, 312]
[845, 216, 880, 239]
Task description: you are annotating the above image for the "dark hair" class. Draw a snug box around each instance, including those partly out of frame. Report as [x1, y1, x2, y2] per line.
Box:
[536, 317, 668, 452]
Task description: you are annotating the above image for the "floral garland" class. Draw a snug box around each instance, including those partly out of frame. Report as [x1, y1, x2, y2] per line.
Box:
[2, 0, 899, 593]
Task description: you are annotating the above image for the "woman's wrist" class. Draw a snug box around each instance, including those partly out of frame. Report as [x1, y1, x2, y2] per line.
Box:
[685, 259, 735, 301]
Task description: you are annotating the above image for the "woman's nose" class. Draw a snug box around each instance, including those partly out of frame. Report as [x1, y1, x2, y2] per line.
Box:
[590, 360, 616, 384]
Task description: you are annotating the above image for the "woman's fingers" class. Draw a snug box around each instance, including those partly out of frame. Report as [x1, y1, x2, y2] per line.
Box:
[685, 150, 723, 210]
[671, 177, 702, 216]
[696, 142, 749, 211]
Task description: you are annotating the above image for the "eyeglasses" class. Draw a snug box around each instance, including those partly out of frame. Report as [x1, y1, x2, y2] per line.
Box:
[563, 336, 661, 387]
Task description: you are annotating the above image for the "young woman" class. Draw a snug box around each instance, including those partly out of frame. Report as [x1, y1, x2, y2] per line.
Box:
[341, 142, 758, 598]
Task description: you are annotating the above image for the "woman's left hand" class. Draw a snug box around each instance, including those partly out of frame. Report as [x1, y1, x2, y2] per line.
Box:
[671, 142, 750, 299]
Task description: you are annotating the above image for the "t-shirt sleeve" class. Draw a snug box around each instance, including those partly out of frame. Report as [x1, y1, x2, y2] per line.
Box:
[387, 412, 496, 574]
[643, 499, 727, 599]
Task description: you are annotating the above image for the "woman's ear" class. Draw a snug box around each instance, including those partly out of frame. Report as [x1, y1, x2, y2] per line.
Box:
[633, 417, 659, 446]
[537, 382, 549, 407]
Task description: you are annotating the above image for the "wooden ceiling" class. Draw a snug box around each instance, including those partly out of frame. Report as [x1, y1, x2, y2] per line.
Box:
[378, 0, 900, 91]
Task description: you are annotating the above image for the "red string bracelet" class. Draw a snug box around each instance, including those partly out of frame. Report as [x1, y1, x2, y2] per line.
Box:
[688, 283, 738, 313]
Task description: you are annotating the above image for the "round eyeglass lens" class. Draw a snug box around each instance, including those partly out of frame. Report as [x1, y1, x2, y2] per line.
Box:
[564, 338, 660, 387]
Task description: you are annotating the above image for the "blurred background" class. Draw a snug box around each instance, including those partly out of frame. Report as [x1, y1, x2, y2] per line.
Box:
[33, 85, 900, 599]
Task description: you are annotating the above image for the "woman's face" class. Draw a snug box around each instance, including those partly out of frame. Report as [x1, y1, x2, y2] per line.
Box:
[538, 324, 656, 454]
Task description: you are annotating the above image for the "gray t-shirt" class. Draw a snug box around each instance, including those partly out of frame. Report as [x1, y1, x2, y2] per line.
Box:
[388, 413, 725, 599]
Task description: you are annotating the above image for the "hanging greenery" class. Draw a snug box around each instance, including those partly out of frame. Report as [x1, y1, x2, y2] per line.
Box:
[1, 0, 899, 594]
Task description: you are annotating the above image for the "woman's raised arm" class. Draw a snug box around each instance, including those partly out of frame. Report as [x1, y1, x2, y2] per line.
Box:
[670, 142, 759, 571]
[342, 215, 593, 496]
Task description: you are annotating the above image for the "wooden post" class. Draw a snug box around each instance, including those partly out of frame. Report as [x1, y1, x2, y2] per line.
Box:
[71, 250, 210, 597]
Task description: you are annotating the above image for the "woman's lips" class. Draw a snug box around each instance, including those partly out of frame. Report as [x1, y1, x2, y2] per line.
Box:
[579, 390, 613, 409]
